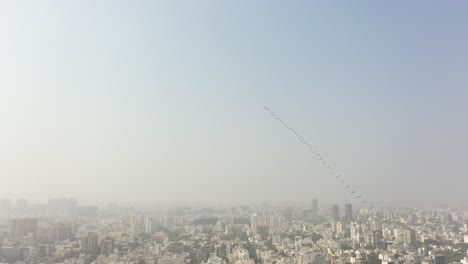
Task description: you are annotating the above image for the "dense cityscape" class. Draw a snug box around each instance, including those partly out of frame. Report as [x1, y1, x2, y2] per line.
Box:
[1, 199, 467, 264]
[2, 2, 467, 264]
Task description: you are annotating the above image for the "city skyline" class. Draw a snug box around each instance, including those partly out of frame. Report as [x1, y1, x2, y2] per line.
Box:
[0, 196, 467, 264]
[0, 1, 467, 264]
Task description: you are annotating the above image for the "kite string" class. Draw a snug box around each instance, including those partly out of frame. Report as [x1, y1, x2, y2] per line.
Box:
[264, 106, 372, 210]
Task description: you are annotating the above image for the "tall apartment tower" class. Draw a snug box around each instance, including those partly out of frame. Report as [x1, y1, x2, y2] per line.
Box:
[15, 199, 28, 216]
[255, 224, 271, 240]
[53, 222, 73, 242]
[81, 232, 99, 254]
[100, 237, 115, 256]
[331, 205, 340, 221]
[311, 199, 318, 213]
[344, 203, 353, 223]
[47, 198, 78, 218]
[10, 218, 38, 240]
[145, 217, 154, 233]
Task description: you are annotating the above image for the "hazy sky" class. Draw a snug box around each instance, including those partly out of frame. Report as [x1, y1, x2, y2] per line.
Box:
[1, 1, 467, 207]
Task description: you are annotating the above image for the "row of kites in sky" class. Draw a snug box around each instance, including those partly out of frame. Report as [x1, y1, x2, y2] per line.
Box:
[264, 106, 374, 210]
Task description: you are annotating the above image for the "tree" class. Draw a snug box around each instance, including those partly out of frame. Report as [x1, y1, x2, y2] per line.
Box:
[341, 244, 352, 250]
[367, 252, 381, 264]
[311, 232, 323, 243]
[265, 239, 278, 252]
[365, 245, 375, 250]
[217, 245, 228, 259]
[445, 250, 464, 263]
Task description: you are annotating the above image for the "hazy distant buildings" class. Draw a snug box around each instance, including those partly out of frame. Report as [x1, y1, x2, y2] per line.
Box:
[0, 245, 20, 261]
[232, 216, 250, 225]
[47, 198, 78, 218]
[15, 199, 28, 216]
[78, 206, 98, 217]
[81, 232, 99, 254]
[145, 217, 155, 233]
[364, 231, 382, 248]
[370, 220, 382, 232]
[251, 214, 263, 227]
[100, 236, 115, 256]
[395, 228, 416, 245]
[10, 218, 38, 240]
[331, 204, 339, 221]
[163, 216, 174, 229]
[194, 217, 219, 225]
[1, 198, 97, 219]
[68, 199, 78, 217]
[28, 204, 47, 217]
[254, 224, 270, 240]
[132, 217, 144, 236]
[269, 215, 281, 229]
[37, 244, 50, 258]
[344, 203, 353, 222]
[283, 207, 294, 222]
[53, 222, 73, 242]
[251, 214, 270, 240]
[311, 199, 318, 213]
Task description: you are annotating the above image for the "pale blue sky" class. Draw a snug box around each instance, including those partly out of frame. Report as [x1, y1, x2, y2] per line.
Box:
[0, 1, 467, 206]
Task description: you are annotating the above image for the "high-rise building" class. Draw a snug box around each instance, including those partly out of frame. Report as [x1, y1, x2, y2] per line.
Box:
[78, 206, 98, 217]
[132, 217, 144, 236]
[163, 216, 174, 229]
[81, 232, 99, 254]
[331, 205, 339, 221]
[336, 222, 344, 233]
[100, 237, 115, 256]
[38, 244, 50, 258]
[254, 224, 270, 240]
[283, 207, 294, 222]
[232, 217, 250, 225]
[269, 215, 281, 229]
[53, 222, 73, 242]
[251, 213, 271, 240]
[10, 218, 38, 240]
[299, 251, 315, 264]
[311, 199, 318, 213]
[251, 214, 267, 227]
[364, 231, 375, 248]
[370, 221, 382, 232]
[15, 199, 28, 216]
[67, 199, 78, 218]
[47, 198, 78, 218]
[344, 203, 353, 222]
[403, 229, 416, 245]
[145, 217, 154, 233]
